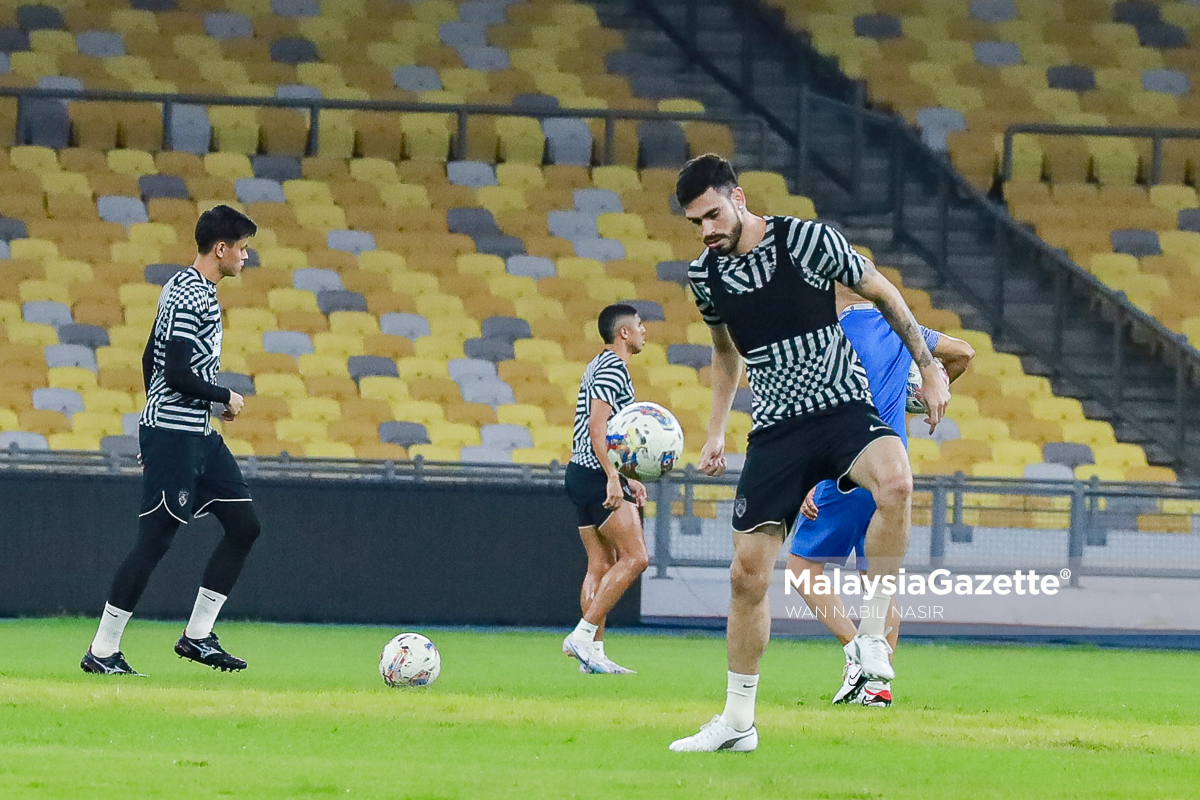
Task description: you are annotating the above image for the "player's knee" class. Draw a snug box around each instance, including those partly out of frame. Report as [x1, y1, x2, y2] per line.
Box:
[224, 506, 261, 549]
[626, 549, 650, 576]
[873, 470, 913, 512]
[730, 559, 771, 601]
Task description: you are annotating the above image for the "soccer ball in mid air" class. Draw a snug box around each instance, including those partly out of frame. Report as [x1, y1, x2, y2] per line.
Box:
[905, 359, 950, 414]
[379, 633, 441, 688]
[606, 401, 685, 481]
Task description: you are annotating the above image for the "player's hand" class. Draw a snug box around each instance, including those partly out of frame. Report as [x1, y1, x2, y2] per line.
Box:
[800, 487, 819, 521]
[223, 391, 245, 421]
[627, 478, 647, 508]
[698, 435, 726, 477]
[603, 473, 624, 510]
[920, 362, 950, 433]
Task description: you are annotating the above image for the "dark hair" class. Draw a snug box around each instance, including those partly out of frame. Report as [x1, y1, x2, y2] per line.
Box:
[675, 153, 738, 209]
[195, 205, 257, 254]
[598, 303, 639, 344]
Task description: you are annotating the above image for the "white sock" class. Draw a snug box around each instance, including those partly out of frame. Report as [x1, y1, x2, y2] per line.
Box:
[592, 640, 606, 657]
[722, 671, 758, 731]
[90, 603, 132, 658]
[570, 619, 598, 642]
[184, 587, 227, 640]
[858, 583, 895, 637]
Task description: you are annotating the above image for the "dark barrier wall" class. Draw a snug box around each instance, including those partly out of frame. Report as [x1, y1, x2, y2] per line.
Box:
[0, 472, 639, 628]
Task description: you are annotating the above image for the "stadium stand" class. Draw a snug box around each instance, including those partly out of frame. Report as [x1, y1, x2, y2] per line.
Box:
[0, 0, 1173, 489]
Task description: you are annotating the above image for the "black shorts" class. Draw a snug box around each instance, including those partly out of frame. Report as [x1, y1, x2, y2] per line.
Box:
[732, 401, 900, 534]
[564, 462, 635, 529]
[139, 425, 252, 523]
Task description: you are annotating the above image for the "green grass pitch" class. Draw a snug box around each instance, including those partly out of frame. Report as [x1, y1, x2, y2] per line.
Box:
[1, 618, 1198, 799]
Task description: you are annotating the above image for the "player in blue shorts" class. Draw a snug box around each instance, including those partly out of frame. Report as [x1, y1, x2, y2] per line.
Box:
[787, 283, 974, 707]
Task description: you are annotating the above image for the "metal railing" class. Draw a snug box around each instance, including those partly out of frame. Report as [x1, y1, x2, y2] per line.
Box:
[648, 467, 1200, 581]
[631, 0, 1200, 474]
[0, 84, 768, 165]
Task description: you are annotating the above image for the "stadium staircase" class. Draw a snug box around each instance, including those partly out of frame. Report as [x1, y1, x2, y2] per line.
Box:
[586, 0, 1200, 475]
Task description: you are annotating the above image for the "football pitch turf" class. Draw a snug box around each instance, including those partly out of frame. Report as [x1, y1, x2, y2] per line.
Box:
[1, 618, 1197, 799]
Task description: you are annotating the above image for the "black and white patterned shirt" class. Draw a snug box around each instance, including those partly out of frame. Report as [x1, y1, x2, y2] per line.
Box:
[689, 216, 873, 431]
[570, 349, 635, 470]
[140, 267, 224, 435]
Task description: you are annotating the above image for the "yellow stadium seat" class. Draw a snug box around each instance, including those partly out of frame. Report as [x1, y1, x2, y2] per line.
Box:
[8, 322, 59, 347]
[1092, 442, 1148, 469]
[276, 419, 328, 445]
[203, 152, 254, 180]
[1061, 419, 1117, 447]
[297, 354, 350, 378]
[48, 432, 102, 451]
[255, 373, 308, 400]
[267, 288, 320, 313]
[510, 447, 561, 464]
[1074, 463, 1126, 481]
[289, 397, 342, 424]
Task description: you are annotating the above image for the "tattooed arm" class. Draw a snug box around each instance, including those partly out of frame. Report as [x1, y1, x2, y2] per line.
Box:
[852, 261, 950, 429]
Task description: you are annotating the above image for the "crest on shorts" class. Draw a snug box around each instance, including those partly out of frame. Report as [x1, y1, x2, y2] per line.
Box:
[734, 496, 747, 518]
[177, 490, 189, 507]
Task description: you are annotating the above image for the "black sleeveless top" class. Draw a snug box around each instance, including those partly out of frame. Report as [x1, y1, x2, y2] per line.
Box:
[688, 216, 873, 430]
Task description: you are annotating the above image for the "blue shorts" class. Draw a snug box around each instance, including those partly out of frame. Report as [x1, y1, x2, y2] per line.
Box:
[788, 483, 876, 568]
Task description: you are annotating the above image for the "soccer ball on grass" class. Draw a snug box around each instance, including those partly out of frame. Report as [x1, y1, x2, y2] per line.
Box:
[379, 632, 441, 688]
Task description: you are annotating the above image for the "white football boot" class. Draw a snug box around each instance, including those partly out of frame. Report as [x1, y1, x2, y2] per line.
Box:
[853, 680, 893, 707]
[845, 634, 894, 682]
[669, 715, 758, 752]
[832, 657, 867, 704]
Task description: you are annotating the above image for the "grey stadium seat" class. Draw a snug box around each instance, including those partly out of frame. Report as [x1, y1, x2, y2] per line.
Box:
[139, 174, 189, 200]
[0, 241, 7, 259]
[58, 323, 109, 349]
[917, 107, 968, 151]
[656, 260, 690, 285]
[547, 210, 598, 241]
[458, 1, 511, 25]
[473, 234, 525, 258]
[732, 387, 753, 414]
[482, 316, 531, 343]
[1143, 69, 1189, 95]
[638, 120, 689, 169]
[167, 104, 212, 154]
[1111, 229, 1161, 257]
[543, 118, 593, 166]
[23, 300, 72, 327]
[574, 238, 624, 261]
[144, 263, 183, 285]
[574, 188, 622, 214]
[348, 355, 398, 382]
[448, 358, 497, 383]
[439, 21, 487, 47]
[205, 12, 253, 39]
[262, 330, 314, 357]
[480, 423, 533, 450]
[327, 229, 375, 254]
[447, 161, 497, 188]
[293, 267, 343, 292]
[215, 371, 255, 397]
[506, 255, 555, 279]
[380, 312, 431, 339]
[973, 41, 1021, 67]
[270, 37, 319, 64]
[132, 0, 176, 10]
[460, 379, 515, 406]
[392, 65, 442, 92]
[1024, 462, 1074, 480]
[75, 30, 124, 57]
[1137, 23, 1188, 49]
[459, 445, 513, 463]
[101, 435, 140, 456]
[1113, 0, 1160, 26]
[33, 387, 84, 416]
[667, 343, 712, 369]
[272, 0, 319, 17]
[456, 45, 509, 72]
[1046, 65, 1096, 92]
[379, 421, 430, 448]
[622, 299, 665, 322]
[121, 413, 140, 436]
[1043, 441, 1095, 468]
[17, 5, 65, 30]
[45, 343, 97, 371]
[316, 290, 367, 315]
[970, 0, 1017, 22]
[0, 27, 30, 51]
[464, 337, 514, 362]
[447, 207, 501, 236]
[276, 84, 323, 100]
[853, 14, 902, 39]
[0, 215, 28, 240]
[236, 177, 286, 204]
[20, 98, 70, 148]
[1179, 208, 1200, 232]
[252, 154, 302, 181]
[0, 431, 48, 450]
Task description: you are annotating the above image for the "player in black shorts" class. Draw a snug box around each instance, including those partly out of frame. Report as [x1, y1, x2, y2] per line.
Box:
[81, 206, 261, 676]
[668, 156, 949, 752]
[561, 304, 649, 675]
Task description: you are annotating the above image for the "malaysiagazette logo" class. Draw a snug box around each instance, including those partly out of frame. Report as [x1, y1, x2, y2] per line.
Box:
[784, 567, 1065, 599]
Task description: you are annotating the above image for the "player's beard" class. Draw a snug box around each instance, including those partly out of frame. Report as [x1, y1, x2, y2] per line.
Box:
[708, 218, 743, 256]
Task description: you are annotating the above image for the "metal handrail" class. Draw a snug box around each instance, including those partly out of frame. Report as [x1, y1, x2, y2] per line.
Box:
[0, 84, 768, 164]
[1001, 122, 1200, 185]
